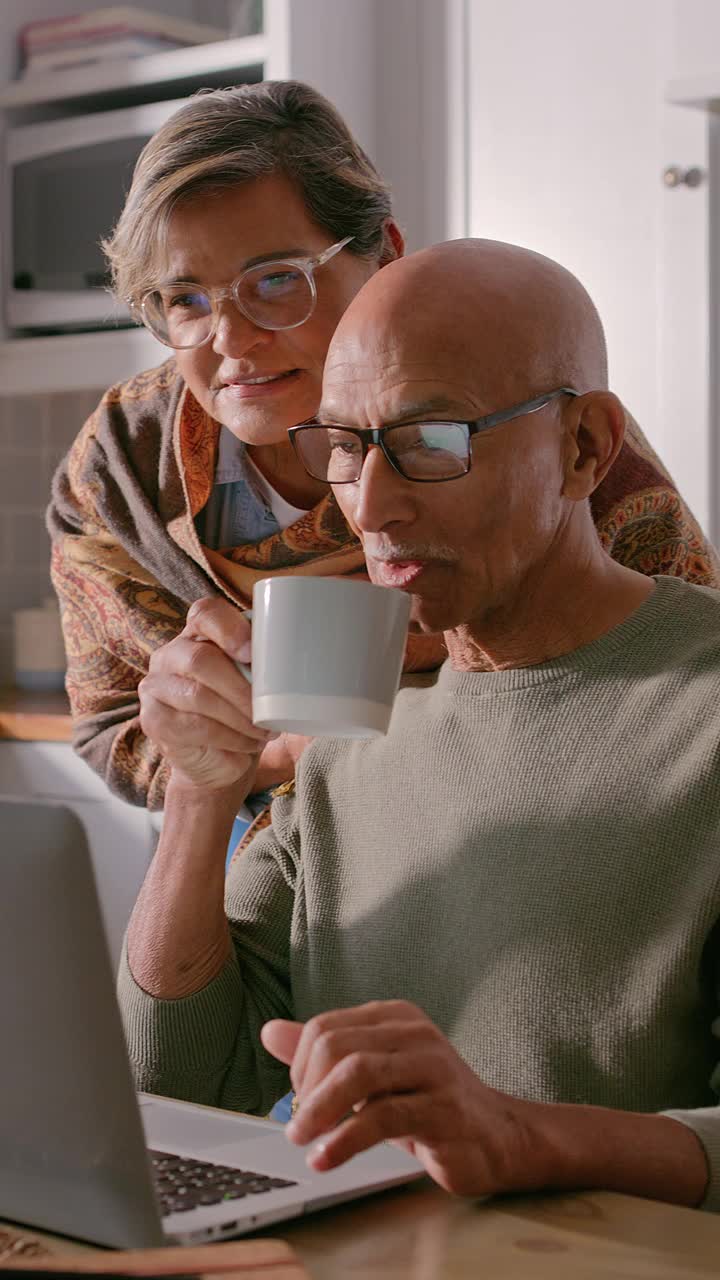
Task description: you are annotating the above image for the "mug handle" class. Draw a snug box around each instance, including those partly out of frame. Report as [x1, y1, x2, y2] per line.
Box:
[236, 608, 253, 683]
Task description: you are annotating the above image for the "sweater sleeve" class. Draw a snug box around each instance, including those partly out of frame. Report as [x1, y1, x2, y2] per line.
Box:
[117, 792, 299, 1116]
[660, 921, 720, 1213]
[660, 1108, 720, 1211]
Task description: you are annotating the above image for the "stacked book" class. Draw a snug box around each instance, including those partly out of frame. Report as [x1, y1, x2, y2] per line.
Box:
[18, 5, 228, 77]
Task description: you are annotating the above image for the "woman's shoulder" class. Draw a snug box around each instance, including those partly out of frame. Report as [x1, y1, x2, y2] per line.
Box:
[99, 356, 184, 430]
[48, 357, 187, 536]
[66, 357, 185, 476]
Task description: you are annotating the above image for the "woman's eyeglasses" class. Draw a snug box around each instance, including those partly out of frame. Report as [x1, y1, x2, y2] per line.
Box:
[289, 389, 578, 484]
[132, 235, 354, 350]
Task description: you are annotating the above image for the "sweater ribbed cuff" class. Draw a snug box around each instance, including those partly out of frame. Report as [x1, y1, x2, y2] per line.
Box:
[661, 1108, 720, 1212]
[117, 938, 243, 1077]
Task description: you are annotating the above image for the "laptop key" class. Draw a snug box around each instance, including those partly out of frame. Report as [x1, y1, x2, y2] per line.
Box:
[164, 1198, 197, 1213]
[149, 1149, 297, 1217]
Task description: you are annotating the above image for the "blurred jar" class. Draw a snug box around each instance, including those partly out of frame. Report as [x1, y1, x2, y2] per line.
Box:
[13, 597, 66, 692]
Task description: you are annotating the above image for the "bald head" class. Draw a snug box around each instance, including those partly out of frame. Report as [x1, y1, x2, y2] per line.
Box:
[321, 239, 607, 420]
[318, 238, 632, 646]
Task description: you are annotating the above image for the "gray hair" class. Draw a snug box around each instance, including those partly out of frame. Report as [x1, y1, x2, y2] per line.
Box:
[103, 80, 394, 301]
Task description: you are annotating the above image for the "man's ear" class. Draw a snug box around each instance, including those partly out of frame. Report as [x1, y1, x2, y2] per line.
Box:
[378, 218, 405, 266]
[561, 391, 626, 500]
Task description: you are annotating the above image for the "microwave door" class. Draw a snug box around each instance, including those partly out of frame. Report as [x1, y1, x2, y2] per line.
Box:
[7, 98, 187, 334]
[8, 291, 131, 330]
[10, 132, 139, 330]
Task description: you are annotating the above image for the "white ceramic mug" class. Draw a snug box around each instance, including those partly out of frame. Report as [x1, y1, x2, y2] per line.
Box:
[238, 576, 411, 738]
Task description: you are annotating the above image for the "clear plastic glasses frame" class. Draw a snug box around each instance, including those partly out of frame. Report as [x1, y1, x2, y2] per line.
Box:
[131, 234, 355, 349]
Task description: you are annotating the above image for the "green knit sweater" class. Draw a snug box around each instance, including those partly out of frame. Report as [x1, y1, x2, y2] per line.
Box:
[118, 575, 720, 1209]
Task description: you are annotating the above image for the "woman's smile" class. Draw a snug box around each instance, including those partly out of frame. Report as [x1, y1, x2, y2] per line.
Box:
[216, 368, 303, 400]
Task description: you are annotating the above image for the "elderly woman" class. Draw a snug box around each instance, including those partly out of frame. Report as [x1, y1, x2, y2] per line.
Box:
[48, 79, 720, 827]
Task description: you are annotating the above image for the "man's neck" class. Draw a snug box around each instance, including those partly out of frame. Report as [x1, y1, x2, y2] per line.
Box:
[444, 543, 656, 673]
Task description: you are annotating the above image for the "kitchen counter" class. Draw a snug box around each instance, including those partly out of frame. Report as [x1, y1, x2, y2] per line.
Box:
[0, 687, 72, 742]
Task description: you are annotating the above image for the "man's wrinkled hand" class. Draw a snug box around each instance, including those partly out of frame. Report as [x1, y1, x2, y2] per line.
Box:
[139, 596, 271, 795]
[261, 1000, 541, 1197]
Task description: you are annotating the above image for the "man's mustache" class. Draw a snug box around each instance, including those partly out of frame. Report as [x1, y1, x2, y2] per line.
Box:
[364, 539, 456, 563]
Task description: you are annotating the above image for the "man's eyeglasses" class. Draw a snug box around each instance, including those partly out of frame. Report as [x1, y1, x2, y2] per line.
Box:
[289, 387, 578, 485]
[131, 235, 355, 350]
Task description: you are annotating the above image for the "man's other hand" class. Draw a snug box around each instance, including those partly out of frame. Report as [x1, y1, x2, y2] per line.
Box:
[261, 1000, 538, 1197]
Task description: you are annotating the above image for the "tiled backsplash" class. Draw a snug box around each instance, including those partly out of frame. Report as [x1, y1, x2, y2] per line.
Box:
[0, 389, 103, 683]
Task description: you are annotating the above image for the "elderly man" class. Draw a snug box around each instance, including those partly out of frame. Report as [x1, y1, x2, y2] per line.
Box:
[122, 240, 720, 1211]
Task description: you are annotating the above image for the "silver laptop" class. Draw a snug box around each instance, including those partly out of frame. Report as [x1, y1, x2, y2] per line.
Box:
[0, 797, 422, 1248]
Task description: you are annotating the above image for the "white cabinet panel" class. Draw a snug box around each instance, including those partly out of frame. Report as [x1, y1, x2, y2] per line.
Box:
[0, 740, 118, 799]
[0, 742, 155, 966]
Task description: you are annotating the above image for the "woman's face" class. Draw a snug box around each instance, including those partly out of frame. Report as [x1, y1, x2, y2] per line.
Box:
[162, 174, 383, 445]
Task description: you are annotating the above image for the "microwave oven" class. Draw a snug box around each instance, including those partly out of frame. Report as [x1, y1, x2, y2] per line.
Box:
[5, 97, 188, 335]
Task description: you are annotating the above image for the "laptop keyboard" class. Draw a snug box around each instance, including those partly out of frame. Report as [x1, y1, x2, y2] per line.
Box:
[150, 1149, 298, 1215]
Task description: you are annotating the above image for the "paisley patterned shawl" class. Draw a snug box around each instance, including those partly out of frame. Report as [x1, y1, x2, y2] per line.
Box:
[47, 358, 720, 810]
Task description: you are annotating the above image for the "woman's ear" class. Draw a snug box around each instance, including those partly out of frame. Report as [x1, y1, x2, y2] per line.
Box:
[379, 218, 405, 266]
[562, 391, 626, 500]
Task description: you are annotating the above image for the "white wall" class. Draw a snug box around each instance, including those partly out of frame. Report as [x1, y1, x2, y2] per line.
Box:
[264, 0, 378, 159]
[458, 0, 720, 536]
[658, 97, 710, 535]
[464, 0, 670, 448]
[671, 0, 720, 76]
[662, 0, 720, 539]
[374, 0, 467, 251]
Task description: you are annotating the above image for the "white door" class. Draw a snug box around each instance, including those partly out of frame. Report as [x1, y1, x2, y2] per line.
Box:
[660, 93, 714, 540]
[458, 0, 714, 538]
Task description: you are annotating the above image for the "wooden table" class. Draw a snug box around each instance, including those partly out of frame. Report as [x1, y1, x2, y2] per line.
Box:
[264, 1180, 720, 1279]
[9, 1182, 719, 1280]
[0, 687, 71, 742]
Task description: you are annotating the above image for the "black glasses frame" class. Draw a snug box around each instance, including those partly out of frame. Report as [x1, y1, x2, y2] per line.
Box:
[289, 387, 579, 484]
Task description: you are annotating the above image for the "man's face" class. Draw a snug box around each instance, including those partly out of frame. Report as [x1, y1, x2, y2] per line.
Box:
[323, 333, 570, 634]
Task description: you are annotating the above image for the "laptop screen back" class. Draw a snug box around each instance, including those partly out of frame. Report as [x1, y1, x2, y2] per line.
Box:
[0, 796, 164, 1247]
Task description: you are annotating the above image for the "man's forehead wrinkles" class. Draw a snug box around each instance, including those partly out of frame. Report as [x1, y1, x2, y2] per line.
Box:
[326, 358, 462, 389]
[323, 351, 485, 414]
[323, 355, 407, 384]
